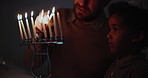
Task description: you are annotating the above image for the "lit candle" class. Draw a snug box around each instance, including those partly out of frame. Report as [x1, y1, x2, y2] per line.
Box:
[31, 11, 37, 38]
[52, 7, 58, 37]
[17, 14, 24, 40]
[49, 10, 53, 19]
[25, 12, 32, 39]
[20, 14, 28, 39]
[57, 12, 63, 37]
[47, 10, 53, 38]
[41, 10, 47, 38]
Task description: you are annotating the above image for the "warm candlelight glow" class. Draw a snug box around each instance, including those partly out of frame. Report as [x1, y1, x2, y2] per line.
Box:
[17, 7, 63, 42]
[31, 11, 37, 38]
[52, 7, 58, 37]
[41, 9, 47, 38]
[25, 12, 32, 39]
[47, 10, 53, 38]
[20, 14, 22, 19]
[31, 11, 34, 17]
[20, 14, 28, 39]
[41, 9, 44, 17]
[49, 12, 53, 20]
[17, 14, 19, 19]
[52, 7, 55, 13]
[57, 12, 63, 37]
[25, 12, 27, 18]
[17, 14, 24, 40]
[47, 10, 50, 15]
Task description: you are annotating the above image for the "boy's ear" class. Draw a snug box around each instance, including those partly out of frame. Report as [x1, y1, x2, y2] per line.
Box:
[132, 31, 144, 43]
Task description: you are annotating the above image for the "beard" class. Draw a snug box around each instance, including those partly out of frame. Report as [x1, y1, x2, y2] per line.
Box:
[74, 3, 98, 22]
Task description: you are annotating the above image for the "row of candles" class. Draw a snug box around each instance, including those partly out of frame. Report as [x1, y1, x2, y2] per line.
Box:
[17, 7, 63, 42]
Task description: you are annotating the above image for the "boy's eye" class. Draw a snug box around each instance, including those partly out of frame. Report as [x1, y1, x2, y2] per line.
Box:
[112, 27, 119, 32]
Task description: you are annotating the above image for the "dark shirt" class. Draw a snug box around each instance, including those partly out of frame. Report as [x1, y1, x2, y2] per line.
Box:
[104, 53, 148, 78]
[25, 8, 113, 78]
[49, 8, 113, 78]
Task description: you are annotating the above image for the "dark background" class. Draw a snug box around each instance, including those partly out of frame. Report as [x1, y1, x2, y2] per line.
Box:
[0, 0, 73, 68]
[0, 0, 148, 68]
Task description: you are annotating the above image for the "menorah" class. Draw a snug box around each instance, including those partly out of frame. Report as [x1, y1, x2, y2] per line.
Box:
[17, 7, 64, 78]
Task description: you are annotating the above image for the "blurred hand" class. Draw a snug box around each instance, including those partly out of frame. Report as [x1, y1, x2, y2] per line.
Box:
[34, 11, 53, 37]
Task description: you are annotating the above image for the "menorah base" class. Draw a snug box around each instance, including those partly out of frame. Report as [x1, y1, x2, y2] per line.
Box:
[20, 38, 64, 78]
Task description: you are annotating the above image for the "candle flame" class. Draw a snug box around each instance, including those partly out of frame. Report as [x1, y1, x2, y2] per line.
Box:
[57, 12, 59, 15]
[20, 14, 22, 20]
[25, 12, 27, 18]
[31, 11, 34, 17]
[52, 7, 55, 13]
[47, 10, 50, 15]
[41, 9, 44, 17]
[47, 10, 50, 17]
[49, 12, 53, 19]
[17, 14, 20, 20]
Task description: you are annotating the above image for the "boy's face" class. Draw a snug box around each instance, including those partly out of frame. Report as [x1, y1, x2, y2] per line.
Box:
[74, 0, 106, 21]
[107, 14, 134, 55]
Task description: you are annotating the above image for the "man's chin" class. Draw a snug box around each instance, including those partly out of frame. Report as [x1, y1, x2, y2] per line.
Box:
[76, 15, 95, 22]
[76, 15, 85, 21]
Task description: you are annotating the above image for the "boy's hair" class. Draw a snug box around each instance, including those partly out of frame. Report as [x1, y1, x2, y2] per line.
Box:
[109, 1, 148, 49]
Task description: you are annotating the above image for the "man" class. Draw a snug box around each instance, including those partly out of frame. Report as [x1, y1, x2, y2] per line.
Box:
[25, 0, 113, 78]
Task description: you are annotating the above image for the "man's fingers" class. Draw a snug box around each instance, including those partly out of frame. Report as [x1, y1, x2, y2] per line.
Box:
[35, 27, 42, 34]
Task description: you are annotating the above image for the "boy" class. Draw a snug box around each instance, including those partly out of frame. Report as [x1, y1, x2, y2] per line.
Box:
[104, 2, 148, 78]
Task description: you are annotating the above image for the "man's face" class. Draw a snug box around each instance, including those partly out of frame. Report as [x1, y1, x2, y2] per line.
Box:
[74, 0, 106, 21]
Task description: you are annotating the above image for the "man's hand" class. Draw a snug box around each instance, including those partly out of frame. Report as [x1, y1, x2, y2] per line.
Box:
[34, 11, 53, 38]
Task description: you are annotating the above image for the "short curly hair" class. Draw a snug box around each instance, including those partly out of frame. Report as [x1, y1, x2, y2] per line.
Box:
[108, 1, 148, 49]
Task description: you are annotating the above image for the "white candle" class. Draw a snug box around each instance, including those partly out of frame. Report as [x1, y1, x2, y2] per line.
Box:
[17, 14, 24, 40]
[20, 14, 28, 39]
[47, 10, 53, 38]
[41, 10, 47, 38]
[25, 12, 32, 39]
[52, 7, 58, 37]
[57, 12, 63, 37]
[31, 11, 37, 38]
